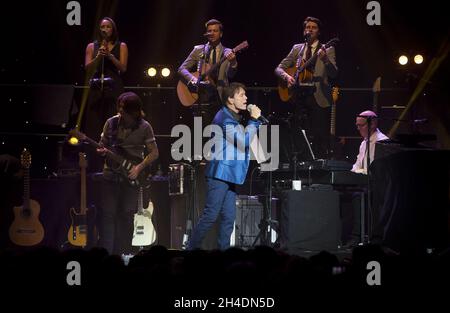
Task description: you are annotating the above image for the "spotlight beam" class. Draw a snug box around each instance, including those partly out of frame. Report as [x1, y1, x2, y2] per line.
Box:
[389, 38, 450, 138]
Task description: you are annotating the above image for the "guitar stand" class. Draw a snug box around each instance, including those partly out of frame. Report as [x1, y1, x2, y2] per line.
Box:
[252, 169, 278, 247]
[181, 160, 201, 250]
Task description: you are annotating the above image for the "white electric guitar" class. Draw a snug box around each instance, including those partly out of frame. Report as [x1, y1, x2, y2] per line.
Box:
[132, 187, 156, 247]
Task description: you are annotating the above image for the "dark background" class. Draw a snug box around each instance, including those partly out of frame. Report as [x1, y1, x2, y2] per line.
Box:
[0, 0, 449, 249]
[0, 0, 449, 175]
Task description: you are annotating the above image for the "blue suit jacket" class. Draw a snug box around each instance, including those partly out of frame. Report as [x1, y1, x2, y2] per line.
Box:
[205, 106, 261, 185]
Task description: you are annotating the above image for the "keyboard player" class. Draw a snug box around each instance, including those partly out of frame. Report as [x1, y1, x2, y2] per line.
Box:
[344, 110, 389, 248]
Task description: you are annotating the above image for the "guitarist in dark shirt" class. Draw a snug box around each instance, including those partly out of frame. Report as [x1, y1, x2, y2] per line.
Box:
[96, 92, 159, 255]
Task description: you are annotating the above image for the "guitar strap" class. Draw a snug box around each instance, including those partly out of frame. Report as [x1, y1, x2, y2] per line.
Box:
[295, 44, 307, 68]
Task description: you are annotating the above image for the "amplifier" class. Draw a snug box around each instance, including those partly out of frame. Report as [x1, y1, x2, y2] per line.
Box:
[233, 195, 279, 248]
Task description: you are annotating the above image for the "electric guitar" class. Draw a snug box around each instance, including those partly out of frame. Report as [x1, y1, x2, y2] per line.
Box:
[67, 153, 96, 247]
[177, 40, 249, 107]
[372, 77, 381, 114]
[69, 129, 150, 187]
[278, 37, 339, 102]
[132, 186, 156, 247]
[328, 86, 346, 159]
[9, 148, 44, 246]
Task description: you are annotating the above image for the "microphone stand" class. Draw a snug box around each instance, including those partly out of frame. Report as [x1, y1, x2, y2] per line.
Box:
[365, 117, 373, 244]
[100, 37, 108, 94]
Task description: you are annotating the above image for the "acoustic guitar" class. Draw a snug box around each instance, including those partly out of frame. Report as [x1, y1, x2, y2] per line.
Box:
[278, 37, 339, 102]
[132, 186, 156, 247]
[9, 148, 44, 246]
[177, 40, 249, 107]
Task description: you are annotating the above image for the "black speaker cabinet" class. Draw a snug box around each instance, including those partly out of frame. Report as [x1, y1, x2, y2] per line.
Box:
[280, 190, 341, 252]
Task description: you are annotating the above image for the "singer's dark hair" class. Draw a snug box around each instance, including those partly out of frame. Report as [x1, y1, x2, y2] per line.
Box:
[96, 17, 119, 43]
[205, 19, 223, 32]
[303, 16, 322, 30]
[117, 92, 144, 120]
[223, 82, 246, 105]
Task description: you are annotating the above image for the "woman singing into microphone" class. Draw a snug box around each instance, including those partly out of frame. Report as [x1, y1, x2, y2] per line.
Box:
[84, 17, 128, 171]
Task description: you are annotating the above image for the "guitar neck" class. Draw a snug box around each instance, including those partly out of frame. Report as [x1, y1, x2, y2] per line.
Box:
[81, 133, 123, 164]
[201, 55, 226, 79]
[23, 167, 30, 209]
[372, 93, 379, 114]
[299, 53, 319, 72]
[80, 166, 87, 215]
[138, 187, 143, 212]
[330, 103, 336, 136]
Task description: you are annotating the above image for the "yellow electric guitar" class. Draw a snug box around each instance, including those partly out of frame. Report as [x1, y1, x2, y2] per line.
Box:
[328, 86, 346, 159]
[67, 153, 95, 247]
[9, 148, 44, 246]
[330, 86, 340, 137]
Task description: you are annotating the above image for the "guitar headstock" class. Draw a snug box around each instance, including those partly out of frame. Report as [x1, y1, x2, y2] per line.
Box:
[20, 148, 31, 169]
[372, 77, 381, 93]
[69, 129, 86, 141]
[324, 37, 340, 48]
[233, 40, 249, 54]
[78, 153, 88, 169]
[332, 86, 340, 103]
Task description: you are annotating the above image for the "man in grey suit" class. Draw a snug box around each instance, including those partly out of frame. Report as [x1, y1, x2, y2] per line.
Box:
[275, 16, 338, 159]
[178, 19, 237, 124]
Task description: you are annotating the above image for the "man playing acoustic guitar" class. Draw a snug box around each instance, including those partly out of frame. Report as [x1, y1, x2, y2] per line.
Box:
[178, 18, 238, 124]
[275, 16, 338, 160]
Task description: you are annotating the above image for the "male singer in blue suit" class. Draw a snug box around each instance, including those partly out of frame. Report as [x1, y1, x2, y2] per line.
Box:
[188, 83, 262, 250]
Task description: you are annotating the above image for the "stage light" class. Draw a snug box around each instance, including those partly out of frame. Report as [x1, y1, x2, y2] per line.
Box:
[414, 54, 424, 64]
[398, 55, 408, 65]
[147, 67, 157, 77]
[68, 136, 79, 145]
[161, 67, 171, 77]
[161, 67, 170, 77]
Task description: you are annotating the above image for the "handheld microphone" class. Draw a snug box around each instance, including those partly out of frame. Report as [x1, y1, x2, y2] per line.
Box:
[247, 104, 270, 124]
[101, 30, 108, 38]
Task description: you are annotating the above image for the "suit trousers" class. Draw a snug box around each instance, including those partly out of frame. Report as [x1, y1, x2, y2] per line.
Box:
[292, 92, 330, 160]
[188, 177, 237, 250]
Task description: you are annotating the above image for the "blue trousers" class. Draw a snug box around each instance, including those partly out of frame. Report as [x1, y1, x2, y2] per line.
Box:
[188, 177, 236, 250]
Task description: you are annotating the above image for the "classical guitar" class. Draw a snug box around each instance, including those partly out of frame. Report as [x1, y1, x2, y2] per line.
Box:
[278, 37, 339, 102]
[177, 40, 249, 107]
[132, 186, 156, 247]
[69, 129, 150, 187]
[9, 148, 44, 246]
[67, 153, 97, 247]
